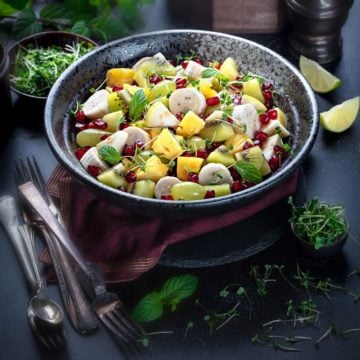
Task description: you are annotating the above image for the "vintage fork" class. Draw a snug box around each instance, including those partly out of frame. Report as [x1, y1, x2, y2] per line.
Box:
[14, 158, 99, 334]
[16, 169, 145, 358]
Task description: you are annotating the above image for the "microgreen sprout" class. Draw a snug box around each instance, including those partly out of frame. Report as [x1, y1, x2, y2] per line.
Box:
[249, 264, 277, 297]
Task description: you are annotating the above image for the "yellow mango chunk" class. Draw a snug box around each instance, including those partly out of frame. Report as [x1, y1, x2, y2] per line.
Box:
[177, 156, 205, 181]
[243, 78, 265, 103]
[152, 128, 183, 160]
[149, 128, 162, 139]
[106, 68, 135, 87]
[199, 78, 217, 98]
[176, 111, 205, 138]
[135, 155, 168, 182]
[219, 57, 239, 81]
[225, 133, 253, 155]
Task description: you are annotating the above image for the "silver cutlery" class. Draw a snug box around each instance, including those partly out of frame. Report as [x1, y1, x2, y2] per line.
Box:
[0, 195, 65, 349]
[17, 180, 145, 358]
[14, 158, 99, 334]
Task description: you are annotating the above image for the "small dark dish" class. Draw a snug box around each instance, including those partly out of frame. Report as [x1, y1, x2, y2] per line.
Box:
[8, 31, 97, 128]
[45, 30, 319, 219]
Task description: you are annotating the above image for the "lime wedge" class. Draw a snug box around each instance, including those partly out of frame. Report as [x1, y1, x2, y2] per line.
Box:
[299, 55, 341, 93]
[320, 97, 359, 133]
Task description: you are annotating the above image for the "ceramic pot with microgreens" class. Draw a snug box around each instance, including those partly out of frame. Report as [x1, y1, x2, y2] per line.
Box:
[45, 30, 318, 219]
[289, 197, 349, 258]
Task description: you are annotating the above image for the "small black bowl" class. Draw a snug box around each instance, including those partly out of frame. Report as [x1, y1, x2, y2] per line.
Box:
[8, 31, 97, 129]
[290, 218, 349, 258]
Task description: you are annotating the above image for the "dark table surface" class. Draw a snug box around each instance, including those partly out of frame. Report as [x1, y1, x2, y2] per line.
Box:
[1, 1, 360, 359]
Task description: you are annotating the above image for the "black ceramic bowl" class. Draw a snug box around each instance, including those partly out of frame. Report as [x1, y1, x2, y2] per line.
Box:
[45, 30, 318, 219]
[8, 31, 97, 128]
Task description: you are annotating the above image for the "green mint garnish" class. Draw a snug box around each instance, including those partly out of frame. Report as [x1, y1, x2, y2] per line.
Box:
[129, 89, 147, 121]
[235, 160, 263, 184]
[202, 68, 219, 78]
[98, 145, 121, 165]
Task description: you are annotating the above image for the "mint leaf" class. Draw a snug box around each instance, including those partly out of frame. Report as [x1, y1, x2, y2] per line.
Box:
[132, 292, 163, 323]
[235, 160, 263, 184]
[70, 20, 92, 38]
[160, 275, 198, 310]
[98, 145, 121, 165]
[40, 3, 72, 23]
[202, 68, 219, 78]
[129, 89, 147, 121]
[13, 9, 42, 39]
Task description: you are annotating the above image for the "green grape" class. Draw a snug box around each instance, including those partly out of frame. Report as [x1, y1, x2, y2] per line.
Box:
[171, 182, 206, 200]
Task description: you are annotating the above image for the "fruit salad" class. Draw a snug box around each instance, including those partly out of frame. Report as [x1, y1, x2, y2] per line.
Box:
[73, 52, 291, 201]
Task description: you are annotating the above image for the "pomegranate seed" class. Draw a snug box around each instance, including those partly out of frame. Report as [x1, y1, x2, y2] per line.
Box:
[204, 189, 216, 199]
[253, 139, 261, 147]
[123, 145, 136, 157]
[119, 123, 130, 130]
[206, 96, 220, 107]
[235, 75, 243, 81]
[230, 167, 241, 181]
[269, 155, 280, 171]
[199, 113, 206, 119]
[112, 85, 123, 92]
[268, 109, 278, 119]
[242, 181, 255, 188]
[254, 131, 268, 143]
[87, 119, 107, 130]
[232, 180, 244, 193]
[168, 59, 176, 66]
[100, 134, 109, 141]
[75, 122, 87, 133]
[135, 139, 144, 149]
[242, 141, 253, 150]
[263, 90, 273, 101]
[181, 61, 189, 69]
[161, 195, 174, 200]
[149, 74, 162, 84]
[87, 165, 101, 177]
[232, 94, 242, 104]
[175, 112, 184, 120]
[74, 146, 90, 160]
[259, 113, 270, 124]
[274, 145, 287, 159]
[125, 171, 137, 183]
[75, 110, 86, 123]
[227, 117, 234, 124]
[187, 172, 199, 183]
[195, 149, 208, 159]
[207, 142, 221, 152]
[175, 78, 187, 89]
[262, 82, 273, 91]
[182, 151, 193, 157]
[265, 100, 273, 109]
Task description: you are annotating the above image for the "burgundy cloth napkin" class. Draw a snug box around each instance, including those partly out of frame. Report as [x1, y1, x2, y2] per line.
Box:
[41, 166, 299, 283]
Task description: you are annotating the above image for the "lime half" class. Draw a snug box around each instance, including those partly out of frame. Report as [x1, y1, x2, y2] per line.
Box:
[320, 97, 359, 133]
[299, 55, 341, 93]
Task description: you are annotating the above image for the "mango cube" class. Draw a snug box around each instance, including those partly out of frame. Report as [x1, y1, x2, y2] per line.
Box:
[225, 134, 253, 155]
[106, 68, 135, 87]
[152, 128, 183, 160]
[135, 155, 168, 182]
[176, 111, 205, 138]
[177, 156, 204, 181]
[199, 78, 217, 98]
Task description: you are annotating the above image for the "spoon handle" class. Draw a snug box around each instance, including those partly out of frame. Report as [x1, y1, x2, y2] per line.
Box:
[0, 195, 38, 290]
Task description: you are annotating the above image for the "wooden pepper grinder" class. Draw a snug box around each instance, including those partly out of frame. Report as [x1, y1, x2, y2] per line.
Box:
[286, 0, 354, 64]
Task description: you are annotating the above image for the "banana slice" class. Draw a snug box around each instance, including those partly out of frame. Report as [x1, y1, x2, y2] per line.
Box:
[154, 176, 182, 199]
[262, 134, 283, 161]
[123, 127, 151, 149]
[261, 119, 290, 138]
[145, 101, 179, 127]
[96, 130, 128, 153]
[231, 104, 260, 137]
[80, 147, 109, 172]
[82, 89, 109, 120]
[184, 60, 206, 80]
[198, 163, 233, 186]
[169, 88, 206, 115]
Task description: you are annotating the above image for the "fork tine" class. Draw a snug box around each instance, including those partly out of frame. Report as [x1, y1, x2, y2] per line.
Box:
[30, 156, 48, 195]
[112, 306, 144, 339]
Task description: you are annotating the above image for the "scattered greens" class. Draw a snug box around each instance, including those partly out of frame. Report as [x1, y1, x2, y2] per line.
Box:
[235, 160, 263, 184]
[98, 145, 121, 165]
[289, 197, 348, 249]
[10, 42, 93, 97]
[129, 89, 148, 121]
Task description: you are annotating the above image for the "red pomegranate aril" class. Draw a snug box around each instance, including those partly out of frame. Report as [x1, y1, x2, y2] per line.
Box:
[269, 155, 280, 171]
[135, 139, 144, 149]
[242, 141, 254, 150]
[123, 145, 136, 157]
[232, 94, 242, 104]
[175, 112, 184, 120]
[253, 139, 261, 147]
[149, 74, 162, 84]
[227, 117, 234, 124]
[74, 146, 90, 160]
[182, 151, 193, 157]
[168, 59, 176, 67]
[204, 189, 216, 199]
[263, 90, 273, 101]
[196, 149, 208, 159]
[232, 180, 244, 193]
[259, 113, 270, 124]
[235, 75, 243, 81]
[75, 110, 86, 123]
[206, 96, 220, 107]
[268, 109, 278, 119]
[87, 165, 101, 177]
[119, 123, 130, 130]
[112, 85, 123, 92]
[230, 83, 243, 92]
[242, 181, 255, 188]
[187, 172, 199, 183]
[75, 122, 87, 133]
[87, 119, 107, 130]
[262, 81, 273, 91]
[230, 167, 241, 180]
[161, 195, 174, 200]
[175, 78, 187, 88]
[254, 131, 268, 143]
[274, 145, 287, 158]
[265, 100, 273, 109]
[181, 61, 189, 69]
[100, 134, 109, 141]
[125, 171, 137, 183]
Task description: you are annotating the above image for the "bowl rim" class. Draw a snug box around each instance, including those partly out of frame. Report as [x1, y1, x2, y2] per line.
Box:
[8, 30, 98, 100]
[45, 29, 319, 210]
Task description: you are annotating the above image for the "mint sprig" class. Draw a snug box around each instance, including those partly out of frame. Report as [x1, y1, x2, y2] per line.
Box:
[132, 275, 198, 323]
[235, 160, 263, 184]
[202, 68, 219, 78]
[98, 145, 121, 165]
[129, 89, 147, 121]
